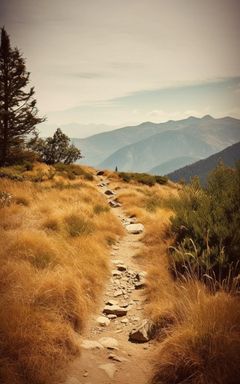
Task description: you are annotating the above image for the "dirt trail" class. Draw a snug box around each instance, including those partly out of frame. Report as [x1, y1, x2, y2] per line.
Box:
[65, 177, 154, 384]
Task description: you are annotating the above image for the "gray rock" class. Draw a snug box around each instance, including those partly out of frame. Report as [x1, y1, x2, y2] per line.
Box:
[112, 259, 122, 265]
[121, 318, 129, 324]
[99, 363, 117, 379]
[126, 223, 144, 234]
[109, 200, 121, 208]
[108, 353, 123, 362]
[129, 320, 156, 343]
[117, 264, 127, 272]
[103, 305, 128, 317]
[105, 189, 115, 196]
[96, 316, 110, 327]
[106, 299, 119, 306]
[112, 270, 122, 277]
[81, 339, 104, 350]
[134, 280, 146, 290]
[107, 314, 117, 319]
[99, 337, 119, 349]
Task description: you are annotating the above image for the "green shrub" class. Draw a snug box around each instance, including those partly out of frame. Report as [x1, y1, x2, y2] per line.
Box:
[168, 163, 240, 285]
[118, 172, 167, 186]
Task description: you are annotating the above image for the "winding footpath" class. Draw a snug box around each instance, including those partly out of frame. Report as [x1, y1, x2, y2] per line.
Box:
[65, 176, 155, 384]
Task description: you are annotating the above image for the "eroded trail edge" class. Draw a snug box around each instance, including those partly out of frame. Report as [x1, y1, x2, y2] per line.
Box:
[65, 176, 154, 384]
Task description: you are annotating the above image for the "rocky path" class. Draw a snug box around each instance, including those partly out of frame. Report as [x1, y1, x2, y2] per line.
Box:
[65, 177, 154, 384]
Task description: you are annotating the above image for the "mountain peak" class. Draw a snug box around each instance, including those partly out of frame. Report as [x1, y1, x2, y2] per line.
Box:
[202, 114, 213, 120]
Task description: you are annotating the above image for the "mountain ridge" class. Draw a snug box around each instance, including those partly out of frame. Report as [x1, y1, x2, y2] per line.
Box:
[167, 141, 240, 184]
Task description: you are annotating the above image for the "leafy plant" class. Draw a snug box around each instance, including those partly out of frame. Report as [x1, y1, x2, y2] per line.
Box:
[168, 163, 240, 284]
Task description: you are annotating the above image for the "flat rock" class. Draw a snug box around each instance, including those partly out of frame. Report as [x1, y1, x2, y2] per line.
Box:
[134, 280, 146, 289]
[126, 223, 144, 234]
[99, 363, 117, 379]
[117, 264, 127, 272]
[106, 299, 119, 306]
[103, 305, 128, 317]
[96, 316, 110, 327]
[112, 259, 122, 265]
[109, 200, 121, 208]
[129, 320, 156, 343]
[114, 290, 123, 297]
[107, 314, 117, 319]
[108, 353, 123, 362]
[112, 270, 122, 277]
[104, 189, 115, 196]
[99, 337, 119, 350]
[81, 339, 104, 350]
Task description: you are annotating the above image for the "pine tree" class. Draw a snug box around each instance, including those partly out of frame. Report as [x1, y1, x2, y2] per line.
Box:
[0, 27, 45, 166]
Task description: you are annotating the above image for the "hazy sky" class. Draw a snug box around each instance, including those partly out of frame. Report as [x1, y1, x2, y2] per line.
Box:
[1, 0, 240, 136]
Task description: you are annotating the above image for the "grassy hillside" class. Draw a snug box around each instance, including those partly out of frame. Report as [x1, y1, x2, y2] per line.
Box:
[168, 141, 240, 183]
[0, 163, 123, 384]
[0, 162, 239, 384]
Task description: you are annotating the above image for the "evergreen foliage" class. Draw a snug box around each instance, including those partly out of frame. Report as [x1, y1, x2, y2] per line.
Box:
[169, 163, 240, 283]
[29, 128, 82, 165]
[0, 28, 44, 166]
[118, 171, 167, 186]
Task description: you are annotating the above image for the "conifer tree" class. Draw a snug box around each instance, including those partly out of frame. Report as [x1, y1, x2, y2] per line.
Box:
[0, 27, 44, 166]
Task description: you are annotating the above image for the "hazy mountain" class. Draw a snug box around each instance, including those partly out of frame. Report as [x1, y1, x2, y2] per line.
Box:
[97, 116, 240, 172]
[167, 141, 240, 184]
[73, 120, 183, 165]
[99, 130, 215, 172]
[150, 156, 199, 175]
[73, 117, 217, 165]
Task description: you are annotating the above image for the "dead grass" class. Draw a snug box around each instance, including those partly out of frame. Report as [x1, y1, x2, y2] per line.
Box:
[152, 288, 240, 384]
[0, 164, 123, 384]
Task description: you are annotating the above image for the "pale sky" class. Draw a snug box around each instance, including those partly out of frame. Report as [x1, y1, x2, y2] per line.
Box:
[1, 0, 240, 136]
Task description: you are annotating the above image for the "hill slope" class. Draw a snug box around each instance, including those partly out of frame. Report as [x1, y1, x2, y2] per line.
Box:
[97, 116, 240, 172]
[167, 141, 240, 183]
[72, 120, 184, 165]
[99, 130, 219, 172]
[150, 156, 199, 175]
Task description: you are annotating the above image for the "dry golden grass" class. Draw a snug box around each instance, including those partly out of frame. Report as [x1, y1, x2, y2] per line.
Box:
[0, 163, 123, 384]
[152, 286, 240, 384]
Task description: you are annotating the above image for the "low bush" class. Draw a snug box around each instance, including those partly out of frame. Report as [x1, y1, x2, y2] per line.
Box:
[118, 171, 167, 186]
[168, 163, 240, 285]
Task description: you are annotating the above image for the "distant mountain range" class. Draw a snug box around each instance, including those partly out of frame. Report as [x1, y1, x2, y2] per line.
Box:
[73, 115, 240, 173]
[167, 141, 240, 184]
[150, 156, 199, 175]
